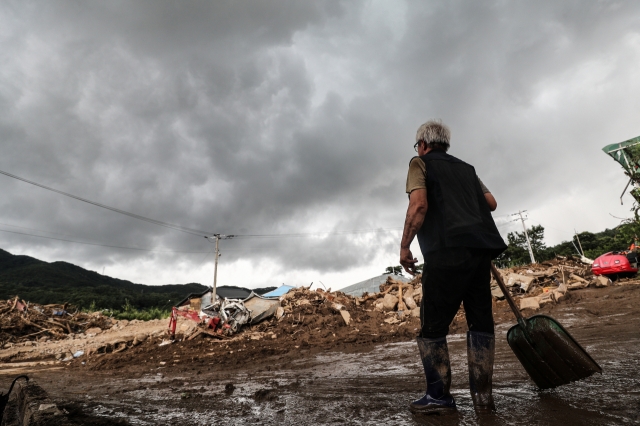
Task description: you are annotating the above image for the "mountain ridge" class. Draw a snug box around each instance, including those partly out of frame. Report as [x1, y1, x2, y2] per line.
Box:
[0, 248, 274, 310]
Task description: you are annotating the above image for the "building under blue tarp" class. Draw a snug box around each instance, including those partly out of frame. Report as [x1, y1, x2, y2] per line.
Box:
[339, 274, 410, 297]
[262, 284, 296, 298]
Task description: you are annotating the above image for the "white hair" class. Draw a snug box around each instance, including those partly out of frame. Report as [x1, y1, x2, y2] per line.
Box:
[416, 120, 450, 152]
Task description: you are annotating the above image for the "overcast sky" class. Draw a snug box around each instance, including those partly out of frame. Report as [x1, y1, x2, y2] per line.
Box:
[0, 1, 639, 290]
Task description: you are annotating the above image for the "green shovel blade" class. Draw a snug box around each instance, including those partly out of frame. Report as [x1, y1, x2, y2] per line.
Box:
[506, 315, 602, 389]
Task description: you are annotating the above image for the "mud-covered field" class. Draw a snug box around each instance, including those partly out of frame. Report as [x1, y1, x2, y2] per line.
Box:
[2, 284, 640, 425]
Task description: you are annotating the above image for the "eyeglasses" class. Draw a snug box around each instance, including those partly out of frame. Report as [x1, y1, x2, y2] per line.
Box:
[414, 141, 422, 152]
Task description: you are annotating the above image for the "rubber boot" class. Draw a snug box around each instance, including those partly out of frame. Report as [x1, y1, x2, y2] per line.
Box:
[409, 337, 457, 415]
[467, 331, 496, 413]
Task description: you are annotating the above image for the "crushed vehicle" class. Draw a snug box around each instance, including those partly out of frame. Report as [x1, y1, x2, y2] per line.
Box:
[167, 290, 280, 338]
[592, 251, 639, 278]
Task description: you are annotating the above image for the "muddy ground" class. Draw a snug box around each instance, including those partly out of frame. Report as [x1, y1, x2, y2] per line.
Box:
[2, 283, 640, 425]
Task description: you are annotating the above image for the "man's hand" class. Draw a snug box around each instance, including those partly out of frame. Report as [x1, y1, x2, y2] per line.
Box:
[400, 188, 427, 276]
[400, 247, 418, 276]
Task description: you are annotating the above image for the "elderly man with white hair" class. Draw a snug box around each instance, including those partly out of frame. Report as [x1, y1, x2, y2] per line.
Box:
[400, 120, 507, 415]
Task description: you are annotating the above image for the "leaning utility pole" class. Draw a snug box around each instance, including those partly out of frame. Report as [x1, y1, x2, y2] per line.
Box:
[206, 234, 234, 302]
[574, 229, 585, 256]
[517, 210, 536, 264]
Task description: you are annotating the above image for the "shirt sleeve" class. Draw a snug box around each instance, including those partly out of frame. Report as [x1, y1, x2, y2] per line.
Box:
[406, 157, 427, 194]
[477, 176, 490, 194]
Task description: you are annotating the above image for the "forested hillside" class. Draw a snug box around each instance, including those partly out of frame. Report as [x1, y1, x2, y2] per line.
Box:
[0, 248, 205, 310]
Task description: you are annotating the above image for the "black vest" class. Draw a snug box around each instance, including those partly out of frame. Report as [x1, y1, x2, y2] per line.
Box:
[416, 151, 507, 259]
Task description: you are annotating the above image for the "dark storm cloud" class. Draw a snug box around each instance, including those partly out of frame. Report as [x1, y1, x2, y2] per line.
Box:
[0, 0, 639, 285]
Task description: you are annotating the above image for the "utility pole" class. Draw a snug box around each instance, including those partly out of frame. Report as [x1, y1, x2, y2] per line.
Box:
[574, 229, 584, 256]
[206, 234, 234, 302]
[516, 210, 536, 264]
[213, 235, 221, 301]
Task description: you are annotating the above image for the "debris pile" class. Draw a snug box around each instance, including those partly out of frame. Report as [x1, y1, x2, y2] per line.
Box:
[241, 283, 420, 348]
[493, 256, 610, 311]
[0, 297, 113, 348]
[259, 286, 361, 334]
[357, 275, 423, 320]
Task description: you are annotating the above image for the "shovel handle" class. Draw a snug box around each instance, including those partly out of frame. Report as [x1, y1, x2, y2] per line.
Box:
[490, 262, 526, 324]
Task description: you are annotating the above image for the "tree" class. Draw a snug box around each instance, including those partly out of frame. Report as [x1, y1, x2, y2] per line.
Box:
[495, 224, 547, 267]
[384, 265, 404, 276]
[383, 264, 423, 276]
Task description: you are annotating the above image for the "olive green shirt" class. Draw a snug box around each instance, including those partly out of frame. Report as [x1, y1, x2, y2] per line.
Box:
[406, 157, 490, 194]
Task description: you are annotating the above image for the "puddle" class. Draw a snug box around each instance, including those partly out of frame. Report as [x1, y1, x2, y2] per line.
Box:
[72, 330, 640, 425]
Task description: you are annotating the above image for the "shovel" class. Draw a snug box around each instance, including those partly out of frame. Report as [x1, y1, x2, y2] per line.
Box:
[490, 263, 602, 389]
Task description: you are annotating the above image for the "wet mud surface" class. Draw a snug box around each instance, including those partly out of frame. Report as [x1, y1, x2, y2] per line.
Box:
[2, 284, 640, 425]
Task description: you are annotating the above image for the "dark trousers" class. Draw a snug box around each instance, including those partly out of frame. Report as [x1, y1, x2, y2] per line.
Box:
[420, 252, 494, 339]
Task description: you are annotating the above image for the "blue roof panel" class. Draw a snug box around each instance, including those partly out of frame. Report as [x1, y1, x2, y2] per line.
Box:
[261, 285, 296, 298]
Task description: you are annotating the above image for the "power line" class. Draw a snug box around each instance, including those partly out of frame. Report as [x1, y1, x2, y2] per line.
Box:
[0, 222, 399, 253]
[0, 168, 409, 240]
[0, 228, 210, 254]
[0, 168, 211, 236]
[0, 221, 86, 239]
[234, 228, 403, 238]
[495, 222, 514, 229]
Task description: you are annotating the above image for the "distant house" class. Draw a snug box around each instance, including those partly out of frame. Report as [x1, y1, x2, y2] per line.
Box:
[339, 274, 410, 297]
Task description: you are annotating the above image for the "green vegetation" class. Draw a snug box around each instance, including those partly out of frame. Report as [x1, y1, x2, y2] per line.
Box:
[496, 222, 639, 268]
[90, 299, 171, 321]
[383, 264, 423, 276]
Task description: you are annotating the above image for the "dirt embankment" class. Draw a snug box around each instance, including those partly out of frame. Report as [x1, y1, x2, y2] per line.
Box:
[87, 283, 426, 372]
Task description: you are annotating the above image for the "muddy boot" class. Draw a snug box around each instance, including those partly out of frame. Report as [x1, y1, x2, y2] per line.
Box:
[409, 337, 457, 415]
[467, 331, 496, 413]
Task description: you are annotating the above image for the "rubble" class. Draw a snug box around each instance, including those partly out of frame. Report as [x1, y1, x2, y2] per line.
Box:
[502, 255, 631, 311]
[519, 297, 540, 310]
[358, 275, 423, 315]
[594, 276, 611, 287]
[0, 297, 113, 348]
[232, 281, 422, 352]
[339, 310, 351, 326]
[382, 294, 398, 311]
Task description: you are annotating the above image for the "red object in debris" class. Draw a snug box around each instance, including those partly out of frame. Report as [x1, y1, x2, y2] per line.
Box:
[167, 307, 202, 338]
[207, 317, 220, 330]
[592, 252, 638, 276]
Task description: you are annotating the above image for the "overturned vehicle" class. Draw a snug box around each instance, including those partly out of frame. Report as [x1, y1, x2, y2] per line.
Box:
[167, 288, 281, 338]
